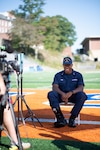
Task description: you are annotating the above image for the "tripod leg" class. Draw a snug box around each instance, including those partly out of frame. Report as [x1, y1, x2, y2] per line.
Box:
[24, 108, 36, 127]
[13, 96, 18, 107]
[23, 97, 43, 127]
[9, 101, 23, 150]
[32, 114, 43, 127]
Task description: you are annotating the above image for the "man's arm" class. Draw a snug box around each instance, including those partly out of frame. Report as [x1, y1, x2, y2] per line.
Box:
[71, 85, 84, 94]
[52, 84, 64, 95]
[52, 84, 84, 103]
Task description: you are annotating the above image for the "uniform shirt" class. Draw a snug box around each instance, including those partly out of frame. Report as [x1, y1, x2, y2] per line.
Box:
[52, 70, 84, 93]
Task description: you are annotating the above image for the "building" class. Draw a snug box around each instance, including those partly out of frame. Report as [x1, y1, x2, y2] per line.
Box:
[62, 46, 73, 58]
[81, 37, 100, 61]
[0, 12, 15, 47]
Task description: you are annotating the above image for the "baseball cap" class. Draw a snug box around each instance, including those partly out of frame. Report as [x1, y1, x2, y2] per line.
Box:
[63, 57, 72, 65]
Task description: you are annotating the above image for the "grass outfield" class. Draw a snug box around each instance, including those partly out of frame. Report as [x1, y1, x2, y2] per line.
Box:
[0, 137, 100, 150]
[10, 70, 100, 89]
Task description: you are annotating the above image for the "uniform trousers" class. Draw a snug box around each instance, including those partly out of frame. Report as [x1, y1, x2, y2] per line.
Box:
[48, 91, 87, 118]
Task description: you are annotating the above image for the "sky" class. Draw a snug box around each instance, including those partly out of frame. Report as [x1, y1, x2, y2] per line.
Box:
[0, 0, 100, 52]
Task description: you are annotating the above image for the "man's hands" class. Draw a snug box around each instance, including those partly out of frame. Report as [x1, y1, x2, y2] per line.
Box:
[61, 91, 73, 104]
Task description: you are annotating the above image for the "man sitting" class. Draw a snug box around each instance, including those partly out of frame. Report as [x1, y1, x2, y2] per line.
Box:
[47, 57, 87, 128]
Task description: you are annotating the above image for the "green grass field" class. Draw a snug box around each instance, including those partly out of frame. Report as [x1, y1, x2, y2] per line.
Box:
[10, 70, 100, 89]
[0, 137, 100, 150]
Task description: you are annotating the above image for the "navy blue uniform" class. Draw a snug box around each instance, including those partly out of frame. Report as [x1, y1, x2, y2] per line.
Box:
[48, 70, 87, 118]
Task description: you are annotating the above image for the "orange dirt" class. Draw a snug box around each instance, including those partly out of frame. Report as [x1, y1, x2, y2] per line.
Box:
[2, 89, 100, 142]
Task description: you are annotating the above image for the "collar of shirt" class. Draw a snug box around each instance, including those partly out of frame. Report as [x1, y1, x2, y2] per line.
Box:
[61, 69, 76, 76]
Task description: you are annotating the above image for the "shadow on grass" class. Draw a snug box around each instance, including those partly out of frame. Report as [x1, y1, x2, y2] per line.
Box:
[0, 137, 10, 149]
[52, 140, 100, 150]
[1, 137, 100, 150]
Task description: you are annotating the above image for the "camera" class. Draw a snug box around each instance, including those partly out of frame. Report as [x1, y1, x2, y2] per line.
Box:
[0, 51, 20, 75]
[0, 38, 19, 74]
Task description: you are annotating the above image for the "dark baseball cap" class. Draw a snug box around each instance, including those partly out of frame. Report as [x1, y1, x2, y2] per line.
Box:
[63, 57, 72, 65]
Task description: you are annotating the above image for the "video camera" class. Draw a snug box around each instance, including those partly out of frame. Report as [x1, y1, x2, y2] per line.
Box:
[0, 50, 20, 76]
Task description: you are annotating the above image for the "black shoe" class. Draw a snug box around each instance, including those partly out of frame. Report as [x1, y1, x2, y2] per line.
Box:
[68, 118, 76, 127]
[54, 119, 67, 128]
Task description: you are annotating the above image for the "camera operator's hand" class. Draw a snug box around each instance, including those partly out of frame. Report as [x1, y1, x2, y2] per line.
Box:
[0, 73, 6, 97]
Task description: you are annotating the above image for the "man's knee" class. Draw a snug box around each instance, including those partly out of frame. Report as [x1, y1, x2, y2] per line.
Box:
[77, 91, 87, 101]
[81, 92, 87, 100]
[47, 91, 57, 99]
[47, 91, 60, 108]
[47, 91, 52, 99]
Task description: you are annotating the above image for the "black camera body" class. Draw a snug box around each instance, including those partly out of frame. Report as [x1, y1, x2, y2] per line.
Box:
[0, 54, 20, 75]
[0, 55, 12, 75]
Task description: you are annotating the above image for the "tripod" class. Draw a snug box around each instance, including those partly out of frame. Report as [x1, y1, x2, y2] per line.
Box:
[13, 54, 43, 127]
[0, 74, 23, 150]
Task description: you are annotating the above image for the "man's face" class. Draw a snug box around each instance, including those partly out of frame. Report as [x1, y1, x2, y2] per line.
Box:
[63, 64, 73, 74]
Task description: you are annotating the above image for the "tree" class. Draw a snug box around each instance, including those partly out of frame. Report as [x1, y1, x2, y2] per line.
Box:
[36, 15, 77, 51]
[11, 0, 46, 23]
[9, 1, 77, 55]
[9, 0, 46, 55]
[9, 17, 45, 55]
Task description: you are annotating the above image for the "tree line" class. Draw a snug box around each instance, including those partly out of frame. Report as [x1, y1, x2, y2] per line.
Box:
[8, 0, 77, 60]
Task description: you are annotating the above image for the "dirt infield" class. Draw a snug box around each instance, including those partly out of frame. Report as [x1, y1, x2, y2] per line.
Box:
[2, 89, 100, 142]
